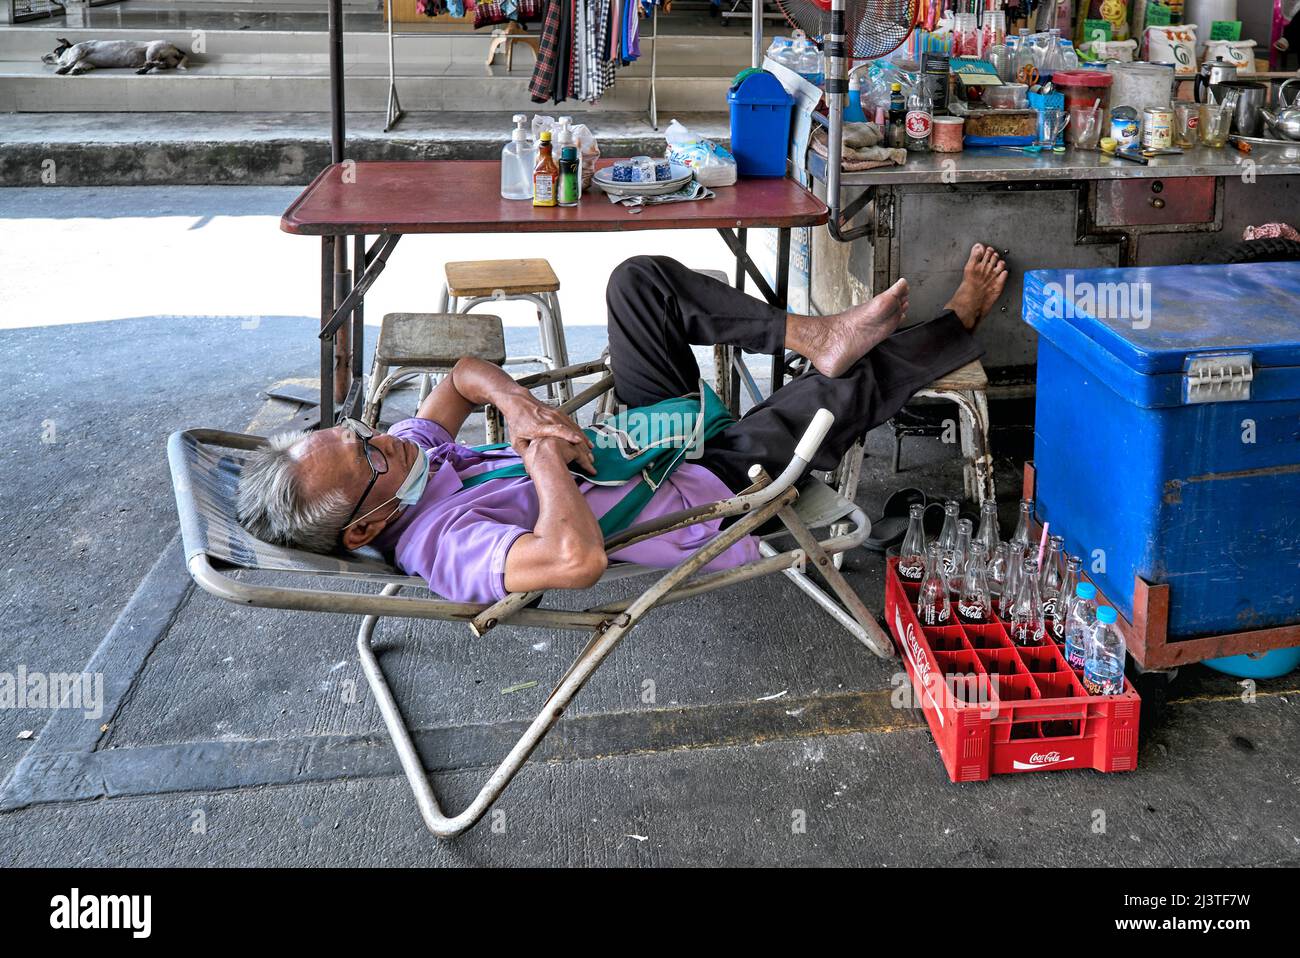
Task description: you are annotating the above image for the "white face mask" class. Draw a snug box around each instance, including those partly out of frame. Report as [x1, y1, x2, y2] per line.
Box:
[344, 447, 430, 530]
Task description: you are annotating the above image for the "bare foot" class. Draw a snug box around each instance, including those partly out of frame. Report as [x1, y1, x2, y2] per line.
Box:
[945, 243, 1008, 331]
[801, 278, 909, 378]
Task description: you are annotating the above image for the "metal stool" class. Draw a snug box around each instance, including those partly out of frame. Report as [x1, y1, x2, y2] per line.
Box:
[363, 312, 506, 438]
[438, 258, 570, 401]
[892, 358, 995, 505]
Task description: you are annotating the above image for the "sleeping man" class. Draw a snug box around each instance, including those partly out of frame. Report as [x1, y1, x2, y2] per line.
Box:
[238, 248, 1006, 604]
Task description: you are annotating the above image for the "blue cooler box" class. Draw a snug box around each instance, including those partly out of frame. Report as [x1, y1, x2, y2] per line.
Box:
[1024, 262, 1300, 648]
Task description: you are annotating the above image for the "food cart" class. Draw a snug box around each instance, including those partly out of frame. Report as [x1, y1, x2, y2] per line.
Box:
[806, 144, 1300, 378]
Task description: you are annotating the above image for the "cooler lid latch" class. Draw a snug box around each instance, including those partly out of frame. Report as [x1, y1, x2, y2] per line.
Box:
[1183, 352, 1254, 404]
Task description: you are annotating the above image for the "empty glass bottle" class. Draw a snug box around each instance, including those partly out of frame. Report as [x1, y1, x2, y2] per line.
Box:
[1008, 556, 1046, 646]
[999, 543, 1025, 617]
[937, 500, 959, 574]
[1083, 606, 1126, 696]
[1009, 498, 1034, 555]
[987, 540, 1011, 599]
[1063, 581, 1098, 670]
[1012, 28, 1035, 81]
[1040, 534, 1065, 608]
[898, 503, 927, 582]
[1052, 555, 1082, 640]
[916, 542, 952, 627]
[948, 518, 973, 597]
[957, 541, 992, 624]
[975, 498, 1001, 557]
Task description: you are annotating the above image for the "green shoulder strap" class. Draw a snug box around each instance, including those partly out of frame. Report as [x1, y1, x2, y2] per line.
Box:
[460, 383, 734, 537]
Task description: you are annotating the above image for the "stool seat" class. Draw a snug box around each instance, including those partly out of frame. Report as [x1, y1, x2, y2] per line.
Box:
[897, 357, 995, 505]
[928, 359, 988, 393]
[376, 312, 506, 368]
[444, 258, 560, 298]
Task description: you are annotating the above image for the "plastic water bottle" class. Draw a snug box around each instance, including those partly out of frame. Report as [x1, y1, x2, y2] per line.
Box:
[766, 36, 793, 66]
[1083, 606, 1126, 695]
[1063, 581, 1097, 669]
[1060, 38, 1080, 70]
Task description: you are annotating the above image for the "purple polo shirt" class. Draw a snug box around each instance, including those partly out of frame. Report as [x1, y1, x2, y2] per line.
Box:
[371, 417, 758, 603]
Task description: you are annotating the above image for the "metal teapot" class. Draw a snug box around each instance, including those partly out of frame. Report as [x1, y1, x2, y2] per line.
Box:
[1261, 78, 1300, 141]
[1194, 57, 1238, 104]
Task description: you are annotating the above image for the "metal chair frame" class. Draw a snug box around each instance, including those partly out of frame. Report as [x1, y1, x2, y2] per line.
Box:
[168, 359, 892, 839]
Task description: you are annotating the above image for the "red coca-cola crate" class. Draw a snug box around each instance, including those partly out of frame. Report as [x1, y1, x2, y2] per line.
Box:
[884, 558, 1141, 782]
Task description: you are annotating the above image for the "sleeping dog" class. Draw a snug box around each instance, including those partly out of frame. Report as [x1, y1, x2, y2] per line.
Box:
[42, 38, 189, 75]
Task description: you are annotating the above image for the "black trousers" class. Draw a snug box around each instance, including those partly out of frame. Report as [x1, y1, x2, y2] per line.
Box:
[605, 255, 984, 493]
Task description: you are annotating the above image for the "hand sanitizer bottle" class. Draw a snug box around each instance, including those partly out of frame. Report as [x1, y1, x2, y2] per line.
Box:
[501, 114, 534, 201]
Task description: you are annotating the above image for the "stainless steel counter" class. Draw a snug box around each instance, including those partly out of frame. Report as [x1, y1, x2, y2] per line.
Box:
[803, 141, 1300, 375]
[808, 143, 1300, 187]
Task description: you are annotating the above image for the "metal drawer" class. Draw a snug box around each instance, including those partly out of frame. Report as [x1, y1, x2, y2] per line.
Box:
[1093, 176, 1216, 228]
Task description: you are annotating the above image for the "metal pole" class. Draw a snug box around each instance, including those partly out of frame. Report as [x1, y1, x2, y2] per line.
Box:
[750, 0, 762, 68]
[328, 0, 345, 163]
[327, 0, 349, 415]
[824, 0, 847, 240]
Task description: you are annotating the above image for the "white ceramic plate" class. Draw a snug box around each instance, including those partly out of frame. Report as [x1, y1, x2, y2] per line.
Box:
[592, 162, 694, 196]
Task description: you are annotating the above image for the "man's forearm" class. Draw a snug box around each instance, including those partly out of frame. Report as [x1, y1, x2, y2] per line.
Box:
[528, 444, 604, 554]
[449, 357, 531, 414]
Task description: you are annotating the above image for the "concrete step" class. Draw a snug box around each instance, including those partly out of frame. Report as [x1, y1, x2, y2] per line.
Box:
[0, 25, 754, 68]
[0, 109, 730, 185]
[0, 58, 734, 111]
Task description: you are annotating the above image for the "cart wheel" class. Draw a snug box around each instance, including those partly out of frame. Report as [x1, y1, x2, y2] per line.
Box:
[1198, 238, 1300, 264]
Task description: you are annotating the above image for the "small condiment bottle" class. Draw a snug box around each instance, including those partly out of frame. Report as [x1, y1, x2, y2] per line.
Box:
[557, 145, 580, 207]
[532, 130, 558, 208]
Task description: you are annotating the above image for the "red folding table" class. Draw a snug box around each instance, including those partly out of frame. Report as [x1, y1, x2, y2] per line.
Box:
[280, 159, 829, 426]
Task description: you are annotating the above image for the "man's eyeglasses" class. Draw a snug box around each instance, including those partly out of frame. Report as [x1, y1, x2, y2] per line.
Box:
[339, 418, 389, 530]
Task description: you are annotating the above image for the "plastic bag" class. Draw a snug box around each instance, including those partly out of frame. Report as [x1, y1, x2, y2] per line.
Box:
[531, 115, 601, 188]
[1145, 24, 1198, 77]
[1203, 39, 1256, 74]
[1080, 38, 1138, 63]
[663, 119, 737, 188]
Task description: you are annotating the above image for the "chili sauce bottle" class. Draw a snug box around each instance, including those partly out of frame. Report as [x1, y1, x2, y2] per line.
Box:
[533, 130, 558, 208]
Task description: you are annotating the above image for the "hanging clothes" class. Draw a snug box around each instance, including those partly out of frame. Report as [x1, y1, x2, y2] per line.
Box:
[529, 0, 631, 105]
[528, 0, 564, 101]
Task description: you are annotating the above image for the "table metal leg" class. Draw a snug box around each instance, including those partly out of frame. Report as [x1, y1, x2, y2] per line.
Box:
[333, 235, 353, 416]
[772, 227, 791, 391]
[320, 235, 337, 428]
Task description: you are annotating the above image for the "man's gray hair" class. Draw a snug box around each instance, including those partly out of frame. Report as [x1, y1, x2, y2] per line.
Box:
[237, 429, 352, 554]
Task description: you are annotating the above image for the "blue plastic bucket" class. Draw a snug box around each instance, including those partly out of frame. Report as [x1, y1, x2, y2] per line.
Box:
[1203, 648, 1300, 680]
[727, 70, 794, 178]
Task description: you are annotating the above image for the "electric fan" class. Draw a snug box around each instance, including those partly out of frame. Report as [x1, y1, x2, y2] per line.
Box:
[774, 0, 920, 60]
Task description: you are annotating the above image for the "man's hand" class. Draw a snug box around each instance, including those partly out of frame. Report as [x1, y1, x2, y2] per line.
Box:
[502, 394, 592, 457]
[521, 435, 596, 476]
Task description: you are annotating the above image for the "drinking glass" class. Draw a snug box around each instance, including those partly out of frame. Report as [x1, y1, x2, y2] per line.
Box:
[1199, 103, 1230, 147]
[1036, 108, 1069, 148]
[1173, 100, 1199, 148]
[1070, 106, 1102, 148]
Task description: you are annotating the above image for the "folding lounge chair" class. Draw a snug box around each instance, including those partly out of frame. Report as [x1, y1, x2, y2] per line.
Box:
[167, 359, 894, 838]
